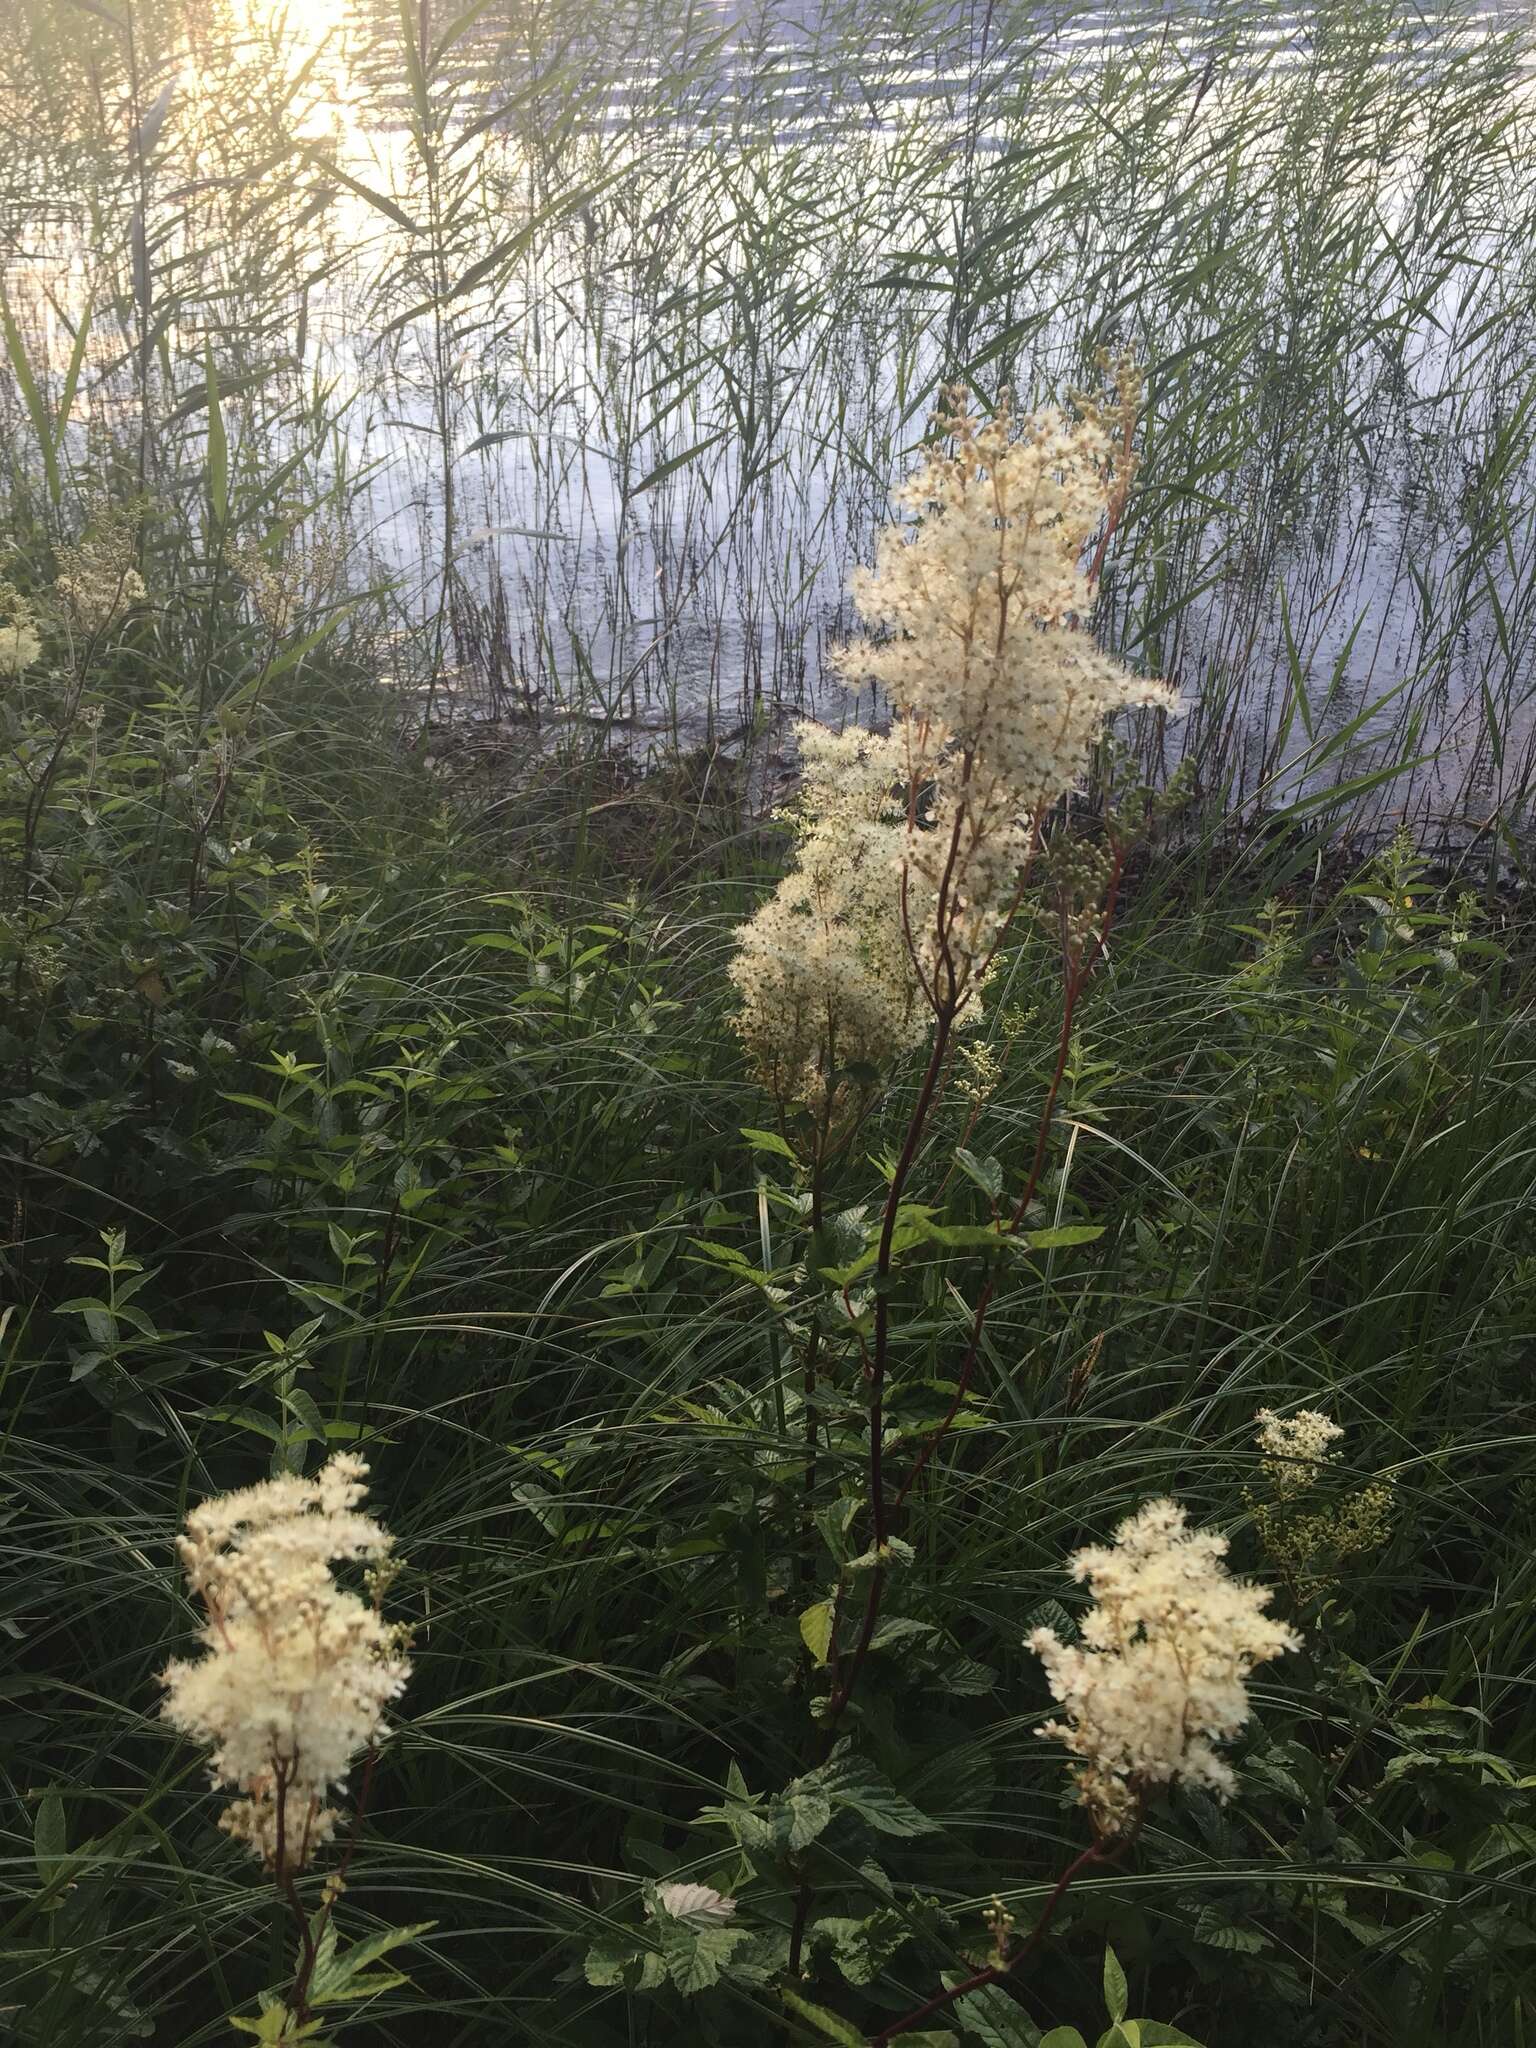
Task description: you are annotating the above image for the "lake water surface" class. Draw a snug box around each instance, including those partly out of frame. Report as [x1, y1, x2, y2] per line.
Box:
[4, 0, 1536, 835]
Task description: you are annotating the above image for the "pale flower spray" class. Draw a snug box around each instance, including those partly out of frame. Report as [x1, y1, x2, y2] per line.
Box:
[1248, 1405, 1395, 1601]
[731, 375, 1181, 1124]
[0, 579, 42, 675]
[1028, 1499, 1299, 1840]
[161, 1453, 410, 1876]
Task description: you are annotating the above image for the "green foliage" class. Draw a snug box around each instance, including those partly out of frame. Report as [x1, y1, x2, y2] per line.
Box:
[2, 611, 1534, 2045]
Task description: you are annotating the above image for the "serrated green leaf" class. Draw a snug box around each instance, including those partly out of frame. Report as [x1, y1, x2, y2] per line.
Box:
[308, 1920, 434, 2005]
[741, 1125, 799, 1161]
[584, 1934, 661, 1989]
[954, 1147, 1003, 1199]
[1103, 1945, 1128, 2024]
[1190, 1903, 1267, 1952]
[811, 1908, 913, 1987]
[786, 1787, 834, 1849]
[956, 1978, 1042, 2044]
[800, 1598, 835, 1666]
[658, 1914, 746, 1993]
[820, 1757, 936, 1837]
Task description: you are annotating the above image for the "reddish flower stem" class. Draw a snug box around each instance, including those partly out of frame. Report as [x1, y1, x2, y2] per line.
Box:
[894, 838, 1124, 1512]
[868, 1835, 1125, 2045]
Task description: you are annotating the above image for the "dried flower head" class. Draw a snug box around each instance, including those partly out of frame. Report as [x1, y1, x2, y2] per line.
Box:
[1028, 1498, 1298, 1838]
[161, 1454, 410, 1873]
[1248, 1408, 1393, 1601]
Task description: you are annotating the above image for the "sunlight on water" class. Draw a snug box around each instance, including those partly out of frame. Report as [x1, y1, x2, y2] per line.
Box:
[3, 0, 1535, 830]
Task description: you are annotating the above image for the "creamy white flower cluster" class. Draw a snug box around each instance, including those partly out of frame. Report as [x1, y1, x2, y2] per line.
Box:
[1249, 1407, 1393, 1596]
[55, 513, 145, 636]
[731, 392, 1176, 1112]
[729, 721, 924, 1114]
[161, 1454, 410, 1874]
[836, 392, 1179, 1007]
[1254, 1407, 1345, 1498]
[1028, 1498, 1298, 1838]
[0, 580, 41, 675]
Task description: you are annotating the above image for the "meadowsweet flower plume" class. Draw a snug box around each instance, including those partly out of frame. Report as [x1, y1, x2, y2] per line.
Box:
[161, 1453, 410, 1875]
[1028, 1498, 1298, 1838]
[730, 381, 1178, 1121]
[0, 579, 42, 675]
[55, 508, 145, 636]
[1254, 1407, 1345, 1497]
[729, 721, 923, 1117]
[234, 523, 345, 638]
[834, 382, 1180, 1012]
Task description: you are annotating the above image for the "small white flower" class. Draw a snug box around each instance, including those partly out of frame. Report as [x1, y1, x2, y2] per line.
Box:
[649, 1881, 737, 1923]
[1255, 1407, 1344, 1497]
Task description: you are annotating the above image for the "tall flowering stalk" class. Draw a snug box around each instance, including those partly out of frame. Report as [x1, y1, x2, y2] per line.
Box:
[161, 1454, 411, 2024]
[730, 378, 1180, 1738]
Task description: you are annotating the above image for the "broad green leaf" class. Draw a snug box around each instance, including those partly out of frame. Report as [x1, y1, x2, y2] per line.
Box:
[308, 1920, 434, 2005]
[800, 1598, 835, 1666]
[954, 1147, 1003, 1199]
[1190, 1904, 1266, 1952]
[584, 1935, 666, 1991]
[812, 1908, 912, 1987]
[785, 1787, 834, 1849]
[741, 1125, 799, 1161]
[657, 1915, 746, 1993]
[956, 1979, 1043, 2044]
[820, 1757, 936, 1837]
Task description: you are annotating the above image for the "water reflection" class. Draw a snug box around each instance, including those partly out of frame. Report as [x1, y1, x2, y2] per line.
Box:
[2, 0, 1534, 833]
